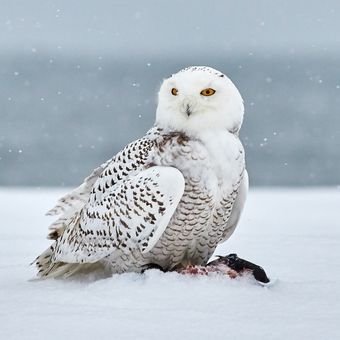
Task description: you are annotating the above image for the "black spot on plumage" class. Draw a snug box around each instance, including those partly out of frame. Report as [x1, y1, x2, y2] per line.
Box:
[148, 212, 156, 221]
[120, 219, 129, 229]
[134, 201, 144, 211]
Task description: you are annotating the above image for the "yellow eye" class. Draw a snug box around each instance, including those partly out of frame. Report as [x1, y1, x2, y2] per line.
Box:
[171, 88, 178, 96]
[200, 88, 216, 96]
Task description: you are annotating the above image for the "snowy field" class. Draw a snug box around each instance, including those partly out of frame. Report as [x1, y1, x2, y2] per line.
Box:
[0, 188, 339, 340]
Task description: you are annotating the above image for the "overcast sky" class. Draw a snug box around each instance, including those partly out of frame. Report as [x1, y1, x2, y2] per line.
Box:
[0, 0, 339, 56]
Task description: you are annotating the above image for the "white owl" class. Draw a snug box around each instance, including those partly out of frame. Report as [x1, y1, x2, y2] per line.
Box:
[35, 66, 262, 280]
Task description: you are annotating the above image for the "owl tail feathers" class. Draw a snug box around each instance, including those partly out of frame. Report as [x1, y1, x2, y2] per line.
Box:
[32, 245, 73, 279]
[32, 246, 109, 280]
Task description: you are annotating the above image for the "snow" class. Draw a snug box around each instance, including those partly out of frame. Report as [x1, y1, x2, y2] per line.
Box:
[0, 188, 339, 340]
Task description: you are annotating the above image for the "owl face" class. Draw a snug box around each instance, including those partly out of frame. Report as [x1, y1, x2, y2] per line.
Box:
[156, 66, 244, 136]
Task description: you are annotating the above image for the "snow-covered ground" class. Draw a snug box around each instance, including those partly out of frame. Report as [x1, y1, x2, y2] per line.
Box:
[0, 188, 339, 340]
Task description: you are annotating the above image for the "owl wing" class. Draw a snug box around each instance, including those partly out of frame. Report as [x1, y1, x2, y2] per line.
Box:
[45, 158, 113, 240]
[52, 166, 185, 263]
[45, 134, 155, 240]
[45, 161, 111, 217]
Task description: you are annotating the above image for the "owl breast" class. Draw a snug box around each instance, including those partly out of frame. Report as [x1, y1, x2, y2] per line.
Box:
[143, 130, 245, 270]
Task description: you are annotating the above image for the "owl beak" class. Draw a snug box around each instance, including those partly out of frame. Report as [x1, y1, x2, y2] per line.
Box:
[185, 104, 192, 117]
[181, 96, 196, 117]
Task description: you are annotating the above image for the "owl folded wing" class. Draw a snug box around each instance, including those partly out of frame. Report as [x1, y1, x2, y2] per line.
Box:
[52, 166, 185, 263]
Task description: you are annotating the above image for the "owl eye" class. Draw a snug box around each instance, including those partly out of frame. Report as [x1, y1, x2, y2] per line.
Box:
[200, 88, 216, 96]
[171, 88, 178, 96]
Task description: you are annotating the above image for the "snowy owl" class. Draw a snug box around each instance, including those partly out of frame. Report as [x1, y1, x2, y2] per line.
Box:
[35, 66, 268, 281]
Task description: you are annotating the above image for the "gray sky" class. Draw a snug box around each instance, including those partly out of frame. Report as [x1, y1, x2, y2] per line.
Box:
[0, 0, 339, 56]
[1, 0, 339, 186]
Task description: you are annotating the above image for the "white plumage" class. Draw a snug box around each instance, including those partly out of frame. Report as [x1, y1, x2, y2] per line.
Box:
[35, 66, 248, 278]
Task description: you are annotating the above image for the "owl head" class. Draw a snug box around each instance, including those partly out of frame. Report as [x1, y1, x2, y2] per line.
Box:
[156, 66, 244, 136]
